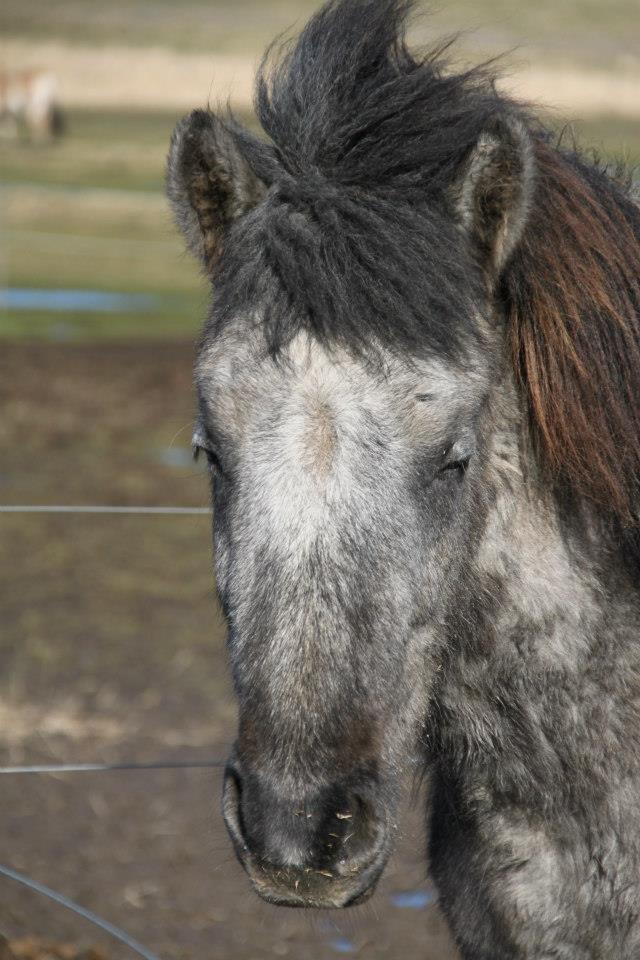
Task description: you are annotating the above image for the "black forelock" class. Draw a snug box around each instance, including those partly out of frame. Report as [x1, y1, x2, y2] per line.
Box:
[208, 0, 518, 359]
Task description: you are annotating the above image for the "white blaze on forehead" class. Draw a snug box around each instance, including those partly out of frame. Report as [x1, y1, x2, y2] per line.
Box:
[242, 338, 400, 572]
[197, 327, 487, 554]
[197, 328, 480, 445]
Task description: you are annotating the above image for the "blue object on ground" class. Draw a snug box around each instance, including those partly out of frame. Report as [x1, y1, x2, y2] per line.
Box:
[1, 288, 156, 313]
[390, 888, 435, 909]
[156, 448, 194, 468]
[328, 938, 357, 954]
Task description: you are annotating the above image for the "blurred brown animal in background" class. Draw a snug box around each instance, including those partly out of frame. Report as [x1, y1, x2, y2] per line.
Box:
[0, 69, 64, 143]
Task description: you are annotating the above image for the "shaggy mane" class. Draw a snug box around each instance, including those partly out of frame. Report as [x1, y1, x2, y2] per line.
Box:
[224, 0, 640, 530]
[219, 0, 507, 360]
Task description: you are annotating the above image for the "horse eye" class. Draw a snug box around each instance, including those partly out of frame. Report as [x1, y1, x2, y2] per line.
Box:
[440, 456, 470, 475]
[439, 440, 474, 476]
[194, 444, 221, 472]
[192, 430, 222, 474]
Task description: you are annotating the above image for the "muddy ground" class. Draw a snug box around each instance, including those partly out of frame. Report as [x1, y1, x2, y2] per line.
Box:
[0, 342, 459, 960]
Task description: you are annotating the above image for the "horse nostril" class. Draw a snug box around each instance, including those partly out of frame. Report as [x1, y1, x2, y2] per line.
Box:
[223, 763, 243, 810]
[222, 764, 386, 875]
[222, 762, 250, 856]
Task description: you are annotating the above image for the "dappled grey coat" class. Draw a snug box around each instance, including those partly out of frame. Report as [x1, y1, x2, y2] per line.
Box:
[167, 1, 640, 957]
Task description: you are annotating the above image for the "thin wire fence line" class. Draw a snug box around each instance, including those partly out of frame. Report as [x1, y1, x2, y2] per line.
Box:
[0, 760, 227, 775]
[0, 505, 211, 516]
[0, 864, 162, 960]
[0, 759, 424, 775]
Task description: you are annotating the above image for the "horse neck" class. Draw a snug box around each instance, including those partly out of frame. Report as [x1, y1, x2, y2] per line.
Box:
[472, 382, 635, 669]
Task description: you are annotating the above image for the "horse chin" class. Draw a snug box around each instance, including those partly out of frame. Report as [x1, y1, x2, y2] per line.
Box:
[242, 847, 389, 910]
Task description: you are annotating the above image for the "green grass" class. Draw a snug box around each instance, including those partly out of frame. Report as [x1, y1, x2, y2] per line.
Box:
[564, 115, 640, 170]
[2, 109, 184, 190]
[0, 305, 206, 341]
[1, 108, 258, 191]
[1, 109, 209, 340]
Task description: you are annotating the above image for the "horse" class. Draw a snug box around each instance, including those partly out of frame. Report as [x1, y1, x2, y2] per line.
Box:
[0, 69, 64, 143]
[167, 0, 640, 955]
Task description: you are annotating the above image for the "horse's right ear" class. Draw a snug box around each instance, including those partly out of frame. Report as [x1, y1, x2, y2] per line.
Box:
[452, 115, 534, 277]
[167, 110, 266, 269]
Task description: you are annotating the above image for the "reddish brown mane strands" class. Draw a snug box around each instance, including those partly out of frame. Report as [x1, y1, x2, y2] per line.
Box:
[506, 139, 640, 523]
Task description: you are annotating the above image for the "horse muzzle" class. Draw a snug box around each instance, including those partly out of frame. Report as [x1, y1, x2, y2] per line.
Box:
[222, 759, 391, 908]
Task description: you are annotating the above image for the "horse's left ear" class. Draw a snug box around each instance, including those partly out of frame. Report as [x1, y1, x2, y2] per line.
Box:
[452, 115, 534, 277]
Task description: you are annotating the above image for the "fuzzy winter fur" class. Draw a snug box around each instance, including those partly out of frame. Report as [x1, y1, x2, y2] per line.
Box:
[167, 1, 640, 955]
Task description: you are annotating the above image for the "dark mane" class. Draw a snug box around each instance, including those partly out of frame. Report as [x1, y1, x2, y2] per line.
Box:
[219, 0, 640, 529]
[218, 0, 508, 360]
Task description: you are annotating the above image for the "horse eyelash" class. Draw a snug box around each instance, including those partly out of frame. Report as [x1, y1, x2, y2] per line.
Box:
[440, 442, 473, 475]
[193, 441, 222, 474]
[440, 457, 470, 475]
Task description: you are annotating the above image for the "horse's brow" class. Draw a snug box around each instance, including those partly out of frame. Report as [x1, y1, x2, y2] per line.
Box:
[196, 390, 231, 444]
[196, 410, 224, 447]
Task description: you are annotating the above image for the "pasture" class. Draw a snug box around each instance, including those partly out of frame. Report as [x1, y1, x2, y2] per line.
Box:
[1, 102, 638, 954]
[1, 106, 459, 954]
[2, 0, 639, 66]
[2, 109, 203, 340]
[3, 106, 639, 342]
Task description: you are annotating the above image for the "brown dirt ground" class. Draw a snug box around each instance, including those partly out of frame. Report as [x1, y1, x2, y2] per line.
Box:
[1, 937, 107, 960]
[0, 342, 460, 960]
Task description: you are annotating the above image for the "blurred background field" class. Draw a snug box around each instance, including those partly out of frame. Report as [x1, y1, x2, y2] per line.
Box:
[0, 2, 638, 959]
[1, 0, 640, 341]
[2, 0, 639, 62]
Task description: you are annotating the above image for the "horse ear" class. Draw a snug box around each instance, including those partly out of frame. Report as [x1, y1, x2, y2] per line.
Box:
[167, 110, 266, 268]
[453, 116, 534, 276]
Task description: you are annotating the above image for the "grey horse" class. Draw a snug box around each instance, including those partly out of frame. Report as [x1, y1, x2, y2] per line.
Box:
[167, 1, 640, 956]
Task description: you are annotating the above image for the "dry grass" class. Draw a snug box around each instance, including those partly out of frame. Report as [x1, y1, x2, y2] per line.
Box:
[2, 36, 640, 117]
[1, 0, 638, 70]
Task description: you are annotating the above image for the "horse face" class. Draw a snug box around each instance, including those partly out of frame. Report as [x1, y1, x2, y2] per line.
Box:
[195, 326, 490, 907]
[169, 0, 532, 906]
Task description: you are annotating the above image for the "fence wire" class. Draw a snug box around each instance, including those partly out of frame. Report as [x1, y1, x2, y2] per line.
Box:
[0, 864, 162, 960]
[0, 506, 211, 516]
[0, 500, 220, 956]
[0, 761, 226, 774]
